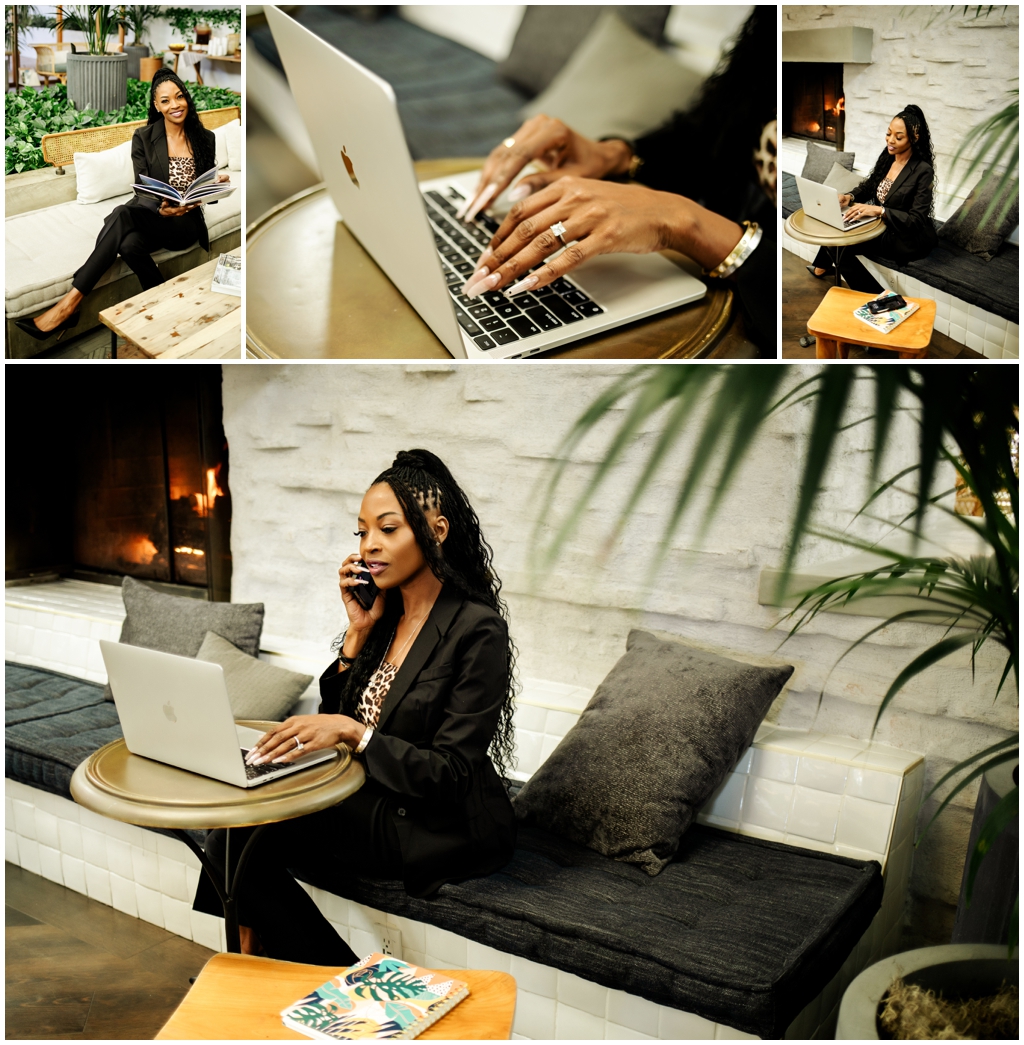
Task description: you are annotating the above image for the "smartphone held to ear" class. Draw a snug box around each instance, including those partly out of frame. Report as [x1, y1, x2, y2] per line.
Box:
[351, 562, 381, 611]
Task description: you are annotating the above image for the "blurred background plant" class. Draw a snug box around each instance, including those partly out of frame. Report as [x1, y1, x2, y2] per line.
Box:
[52, 5, 126, 56]
[535, 365, 1018, 947]
[120, 4, 163, 46]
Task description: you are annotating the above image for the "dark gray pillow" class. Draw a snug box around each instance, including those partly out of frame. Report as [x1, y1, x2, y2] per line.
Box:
[939, 173, 1019, 260]
[104, 576, 264, 701]
[498, 5, 671, 98]
[514, 630, 794, 875]
[801, 140, 856, 183]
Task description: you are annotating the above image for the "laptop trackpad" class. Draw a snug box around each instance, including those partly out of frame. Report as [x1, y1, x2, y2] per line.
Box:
[569, 252, 706, 309]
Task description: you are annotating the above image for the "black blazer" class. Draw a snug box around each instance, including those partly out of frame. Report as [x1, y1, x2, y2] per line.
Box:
[129, 121, 215, 251]
[318, 586, 517, 898]
[851, 154, 938, 260]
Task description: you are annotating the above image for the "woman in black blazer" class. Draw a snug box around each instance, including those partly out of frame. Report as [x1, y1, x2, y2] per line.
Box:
[193, 450, 518, 966]
[17, 69, 226, 341]
[809, 105, 939, 291]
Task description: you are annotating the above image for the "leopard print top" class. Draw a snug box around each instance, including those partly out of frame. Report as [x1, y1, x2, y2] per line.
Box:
[354, 659, 398, 729]
[167, 156, 196, 194]
[753, 119, 777, 206]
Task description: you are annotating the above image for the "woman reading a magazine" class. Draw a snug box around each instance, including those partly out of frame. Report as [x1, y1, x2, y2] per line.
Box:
[17, 70, 231, 340]
[193, 450, 518, 965]
[807, 105, 939, 290]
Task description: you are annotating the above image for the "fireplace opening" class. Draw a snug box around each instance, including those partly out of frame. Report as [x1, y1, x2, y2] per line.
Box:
[6, 367, 231, 601]
[784, 62, 845, 150]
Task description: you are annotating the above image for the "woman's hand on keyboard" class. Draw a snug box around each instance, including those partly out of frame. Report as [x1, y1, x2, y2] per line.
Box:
[460, 115, 632, 222]
[462, 177, 746, 299]
[245, 714, 366, 766]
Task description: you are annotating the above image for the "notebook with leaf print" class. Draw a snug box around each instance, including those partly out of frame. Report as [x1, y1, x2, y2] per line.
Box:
[280, 953, 469, 1040]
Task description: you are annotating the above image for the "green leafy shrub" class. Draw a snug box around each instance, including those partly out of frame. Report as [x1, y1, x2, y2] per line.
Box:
[5, 80, 239, 175]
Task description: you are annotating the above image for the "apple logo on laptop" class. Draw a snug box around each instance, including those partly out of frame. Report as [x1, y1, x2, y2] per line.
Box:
[341, 146, 359, 189]
[163, 702, 177, 723]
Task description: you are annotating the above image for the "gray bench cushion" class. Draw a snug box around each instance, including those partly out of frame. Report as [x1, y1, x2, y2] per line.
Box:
[248, 8, 525, 160]
[295, 823, 883, 1038]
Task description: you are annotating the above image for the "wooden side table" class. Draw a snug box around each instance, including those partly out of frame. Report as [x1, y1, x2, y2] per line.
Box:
[245, 161, 752, 359]
[99, 251, 241, 359]
[70, 727, 365, 952]
[807, 286, 937, 359]
[156, 954, 517, 1040]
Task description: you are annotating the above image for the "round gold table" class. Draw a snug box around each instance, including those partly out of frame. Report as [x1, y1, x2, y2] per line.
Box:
[70, 723, 365, 952]
[246, 160, 749, 359]
[784, 208, 885, 286]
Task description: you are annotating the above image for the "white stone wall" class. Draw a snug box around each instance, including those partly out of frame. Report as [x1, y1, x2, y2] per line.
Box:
[783, 5, 1020, 218]
[221, 364, 1016, 945]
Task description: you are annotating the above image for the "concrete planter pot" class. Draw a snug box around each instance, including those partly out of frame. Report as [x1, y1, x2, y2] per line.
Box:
[66, 52, 128, 112]
[124, 44, 150, 80]
[836, 944, 1017, 1038]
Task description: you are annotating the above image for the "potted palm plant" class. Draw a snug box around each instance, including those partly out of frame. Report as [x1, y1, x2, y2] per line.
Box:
[121, 5, 161, 80]
[57, 5, 128, 112]
[536, 366, 1018, 1035]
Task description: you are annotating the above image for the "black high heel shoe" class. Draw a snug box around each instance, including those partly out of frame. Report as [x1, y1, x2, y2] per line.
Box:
[15, 310, 81, 342]
[805, 264, 834, 280]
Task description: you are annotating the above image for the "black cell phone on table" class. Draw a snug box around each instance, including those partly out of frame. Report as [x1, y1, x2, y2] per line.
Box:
[867, 293, 907, 314]
[351, 561, 380, 611]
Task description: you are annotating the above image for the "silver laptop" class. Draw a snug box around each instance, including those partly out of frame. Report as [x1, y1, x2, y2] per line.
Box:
[100, 640, 335, 788]
[795, 176, 875, 231]
[264, 5, 707, 360]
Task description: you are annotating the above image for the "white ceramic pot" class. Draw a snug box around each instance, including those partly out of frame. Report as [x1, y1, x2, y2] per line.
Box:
[836, 943, 1017, 1039]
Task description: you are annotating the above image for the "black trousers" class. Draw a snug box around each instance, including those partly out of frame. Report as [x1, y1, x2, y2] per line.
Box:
[192, 783, 405, 966]
[72, 204, 201, 296]
[812, 230, 929, 294]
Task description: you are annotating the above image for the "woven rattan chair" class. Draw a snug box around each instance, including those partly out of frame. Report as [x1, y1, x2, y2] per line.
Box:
[32, 43, 73, 86]
[40, 104, 241, 173]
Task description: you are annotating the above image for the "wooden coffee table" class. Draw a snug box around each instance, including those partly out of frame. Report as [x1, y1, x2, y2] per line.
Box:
[807, 286, 937, 359]
[156, 954, 517, 1039]
[99, 252, 241, 359]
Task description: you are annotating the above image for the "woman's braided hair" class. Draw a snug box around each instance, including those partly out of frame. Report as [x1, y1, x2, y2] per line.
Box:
[336, 449, 518, 780]
[147, 69, 216, 175]
[861, 104, 937, 214]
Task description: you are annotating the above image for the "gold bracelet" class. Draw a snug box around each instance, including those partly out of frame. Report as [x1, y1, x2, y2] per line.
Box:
[627, 152, 644, 180]
[354, 726, 374, 755]
[703, 221, 762, 278]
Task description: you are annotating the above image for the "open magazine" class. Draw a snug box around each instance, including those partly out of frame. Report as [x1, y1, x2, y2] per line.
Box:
[134, 166, 236, 206]
[210, 253, 241, 296]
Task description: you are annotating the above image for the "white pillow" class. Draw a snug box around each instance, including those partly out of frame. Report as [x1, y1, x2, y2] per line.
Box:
[74, 139, 134, 205]
[522, 10, 704, 142]
[824, 160, 861, 195]
[212, 119, 233, 170]
[225, 119, 241, 171]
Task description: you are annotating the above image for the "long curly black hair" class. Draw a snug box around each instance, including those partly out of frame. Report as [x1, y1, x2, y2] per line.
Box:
[147, 69, 215, 174]
[860, 104, 937, 213]
[336, 449, 518, 780]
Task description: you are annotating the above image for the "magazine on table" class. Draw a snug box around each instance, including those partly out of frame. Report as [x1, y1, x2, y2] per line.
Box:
[210, 253, 241, 297]
[134, 166, 235, 206]
[280, 952, 469, 1040]
[853, 291, 920, 335]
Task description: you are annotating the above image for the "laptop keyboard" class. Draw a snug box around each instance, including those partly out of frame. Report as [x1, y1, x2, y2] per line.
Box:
[241, 749, 284, 781]
[422, 188, 604, 353]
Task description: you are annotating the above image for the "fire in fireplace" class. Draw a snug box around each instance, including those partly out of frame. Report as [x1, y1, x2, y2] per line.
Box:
[784, 62, 845, 150]
[6, 367, 231, 601]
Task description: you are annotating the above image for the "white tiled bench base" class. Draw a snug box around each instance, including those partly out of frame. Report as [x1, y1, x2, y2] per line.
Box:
[782, 240, 1019, 360]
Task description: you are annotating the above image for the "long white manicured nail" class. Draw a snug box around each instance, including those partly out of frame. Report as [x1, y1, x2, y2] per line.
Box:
[465, 272, 501, 298]
[272, 756, 288, 764]
[460, 266, 488, 293]
[479, 247, 493, 264]
[465, 183, 498, 222]
[508, 182, 532, 202]
[505, 275, 538, 297]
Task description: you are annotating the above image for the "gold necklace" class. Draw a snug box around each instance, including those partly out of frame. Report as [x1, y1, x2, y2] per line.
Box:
[388, 611, 429, 664]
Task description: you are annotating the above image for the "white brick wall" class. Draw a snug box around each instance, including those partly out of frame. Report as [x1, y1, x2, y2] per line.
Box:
[220, 364, 1014, 944]
[783, 5, 1020, 218]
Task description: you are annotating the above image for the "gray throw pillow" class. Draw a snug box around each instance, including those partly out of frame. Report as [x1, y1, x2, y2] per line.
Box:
[514, 630, 794, 875]
[522, 10, 703, 142]
[104, 576, 264, 701]
[824, 160, 862, 195]
[939, 173, 1019, 260]
[499, 5, 671, 97]
[196, 631, 313, 721]
[801, 140, 855, 183]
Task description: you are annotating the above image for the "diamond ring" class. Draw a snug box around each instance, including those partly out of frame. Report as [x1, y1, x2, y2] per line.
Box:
[549, 221, 568, 248]
[503, 137, 516, 149]
[293, 736, 304, 751]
